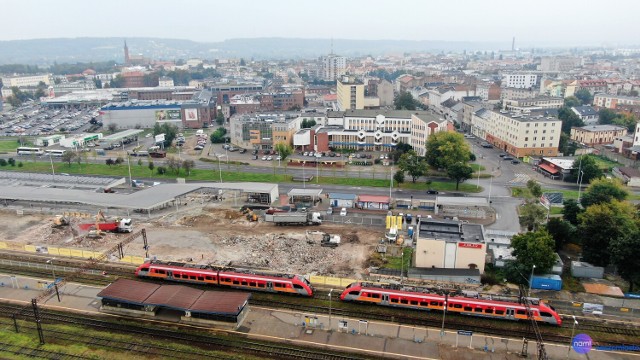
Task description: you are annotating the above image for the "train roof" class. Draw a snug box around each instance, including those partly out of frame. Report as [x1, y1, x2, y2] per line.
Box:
[148, 260, 297, 279]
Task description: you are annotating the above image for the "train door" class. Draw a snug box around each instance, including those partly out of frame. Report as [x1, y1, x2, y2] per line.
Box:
[166, 271, 173, 280]
[382, 294, 389, 305]
[506, 308, 515, 320]
[267, 281, 274, 292]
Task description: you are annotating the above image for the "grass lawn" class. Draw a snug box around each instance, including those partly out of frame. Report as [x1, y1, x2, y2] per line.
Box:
[512, 186, 580, 200]
[469, 163, 486, 172]
[549, 206, 564, 215]
[383, 247, 413, 270]
[0, 140, 20, 153]
[593, 155, 621, 170]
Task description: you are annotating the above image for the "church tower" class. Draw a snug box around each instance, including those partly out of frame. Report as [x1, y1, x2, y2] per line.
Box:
[124, 40, 130, 65]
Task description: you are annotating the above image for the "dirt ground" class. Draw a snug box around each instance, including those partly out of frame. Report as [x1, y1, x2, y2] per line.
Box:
[0, 206, 382, 278]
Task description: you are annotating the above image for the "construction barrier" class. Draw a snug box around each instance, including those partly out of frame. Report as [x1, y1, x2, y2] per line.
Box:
[48, 247, 60, 256]
[309, 275, 356, 288]
[69, 249, 84, 258]
[24, 245, 37, 253]
[0, 242, 6, 249]
[58, 248, 72, 257]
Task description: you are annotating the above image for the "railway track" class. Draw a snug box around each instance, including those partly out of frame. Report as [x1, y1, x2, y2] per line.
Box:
[0, 340, 91, 360]
[0, 304, 378, 360]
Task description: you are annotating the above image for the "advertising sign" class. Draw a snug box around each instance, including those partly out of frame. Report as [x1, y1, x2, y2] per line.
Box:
[572, 334, 592, 354]
[458, 242, 483, 249]
[155, 133, 165, 144]
[185, 108, 198, 121]
[155, 109, 181, 120]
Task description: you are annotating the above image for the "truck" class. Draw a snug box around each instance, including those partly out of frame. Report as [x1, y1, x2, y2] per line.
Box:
[306, 231, 341, 248]
[264, 212, 322, 226]
[78, 218, 133, 233]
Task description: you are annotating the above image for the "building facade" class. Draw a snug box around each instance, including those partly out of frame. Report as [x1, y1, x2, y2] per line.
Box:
[321, 54, 346, 81]
[593, 93, 640, 109]
[336, 76, 364, 111]
[502, 74, 538, 89]
[570, 125, 627, 145]
[1, 74, 51, 88]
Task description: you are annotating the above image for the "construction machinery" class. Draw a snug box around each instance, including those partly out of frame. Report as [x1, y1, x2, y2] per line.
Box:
[306, 230, 341, 248]
[51, 215, 70, 228]
[78, 210, 133, 234]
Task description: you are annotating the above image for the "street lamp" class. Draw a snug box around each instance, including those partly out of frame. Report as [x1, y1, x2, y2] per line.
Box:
[440, 294, 448, 337]
[302, 163, 306, 189]
[528, 264, 536, 297]
[215, 154, 225, 183]
[328, 289, 334, 331]
[567, 316, 578, 358]
[389, 166, 393, 200]
[123, 143, 133, 187]
[46, 258, 56, 283]
[577, 170, 584, 202]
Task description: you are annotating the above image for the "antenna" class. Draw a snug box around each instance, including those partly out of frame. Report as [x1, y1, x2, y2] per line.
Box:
[330, 37, 334, 55]
[512, 37, 515, 52]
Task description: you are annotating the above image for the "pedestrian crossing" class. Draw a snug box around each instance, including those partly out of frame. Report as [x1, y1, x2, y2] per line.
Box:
[507, 173, 530, 185]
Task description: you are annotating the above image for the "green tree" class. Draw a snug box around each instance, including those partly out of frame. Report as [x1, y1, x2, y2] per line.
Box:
[274, 143, 293, 161]
[156, 166, 167, 175]
[394, 91, 418, 110]
[519, 203, 547, 231]
[0, 159, 6, 166]
[570, 155, 603, 184]
[137, 158, 143, 167]
[558, 106, 584, 133]
[511, 230, 556, 275]
[446, 162, 473, 190]
[564, 96, 581, 108]
[578, 201, 637, 266]
[215, 110, 225, 125]
[397, 150, 428, 183]
[94, 78, 102, 89]
[425, 131, 470, 170]
[575, 89, 593, 105]
[61, 151, 76, 167]
[562, 199, 582, 225]
[114, 156, 124, 166]
[210, 127, 227, 143]
[182, 159, 195, 176]
[612, 113, 637, 132]
[526, 179, 543, 199]
[107, 123, 117, 134]
[142, 73, 159, 87]
[301, 119, 317, 129]
[152, 123, 179, 148]
[389, 141, 413, 162]
[598, 108, 618, 124]
[105, 158, 114, 167]
[7, 158, 16, 167]
[393, 170, 405, 184]
[545, 218, 576, 251]
[109, 75, 124, 88]
[609, 232, 640, 292]
[148, 160, 155, 175]
[580, 178, 628, 208]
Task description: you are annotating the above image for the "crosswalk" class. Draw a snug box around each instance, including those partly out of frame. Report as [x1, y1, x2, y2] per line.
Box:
[507, 173, 530, 185]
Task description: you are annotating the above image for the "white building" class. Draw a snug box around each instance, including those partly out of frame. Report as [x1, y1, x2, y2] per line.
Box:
[1, 74, 51, 87]
[158, 77, 175, 87]
[502, 74, 538, 89]
[321, 54, 346, 82]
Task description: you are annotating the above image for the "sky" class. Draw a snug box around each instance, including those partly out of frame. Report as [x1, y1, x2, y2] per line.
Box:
[2, 0, 639, 46]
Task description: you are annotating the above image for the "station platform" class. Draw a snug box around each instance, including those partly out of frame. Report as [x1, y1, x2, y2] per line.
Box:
[0, 274, 637, 360]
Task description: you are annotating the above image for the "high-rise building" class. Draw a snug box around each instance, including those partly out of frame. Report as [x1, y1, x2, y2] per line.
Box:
[336, 75, 364, 111]
[322, 54, 346, 81]
[124, 40, 130, 65]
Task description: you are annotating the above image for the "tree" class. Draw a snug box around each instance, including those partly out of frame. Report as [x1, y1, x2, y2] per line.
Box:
[239, 58, 246, 66]
[210, 127, 227, 143]
[511, 230, 556, 275]
[182, 159, 195, 176]
[7, 158, 15, 167]
[301, 119, 317, 129]
[578, 200, 637, 266]
[114, 156, 124, 166]
[105, 158, 114, 167]
[575, 89, 593, 105]
[0, 159, 6, 167]
[107, 123, 117, 134]
[148, 160, 155, 175]
[564, 96, 581, 108]
[61, 151, 76, 167]
[397, 150, 428, 183]
[274, 143, 292, 161]
[109, 75, 124, 88]
[393, 170, 405, 184]
[394, 91, 418, 110]
[598, 108, 618, 124]
[558, 132, 578, 156]
[558, 106, 584, 133]
[580, 178, 628, 208]
[526, 179, 543, 199]
[545, 218, 576, 251]
[609, 232, 640, 292]
[446, 162, 473, 190]
[425, 131, 470, 170]
[215, 110, 225, 125]
[152, 123, 179, 148]
[389, 141, 413, 162]
[562, 199, 582, 225]
[612, 113, 637, 132]
[570, 155, 602, 184]
[94, 78, 102, 89]
[519, 203, 547, 231]
[156, 166, 167, 175]
[166, 157, 180, 175]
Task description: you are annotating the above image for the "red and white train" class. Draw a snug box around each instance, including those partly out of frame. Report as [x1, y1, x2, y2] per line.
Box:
[340, 282, 562, 326]
[135, 261, 314, 297]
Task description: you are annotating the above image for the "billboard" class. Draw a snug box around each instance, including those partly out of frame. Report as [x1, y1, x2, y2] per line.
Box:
[185, 108, 198, 121]
[155, 109, 181, 120]
[155, 133, 165, 143]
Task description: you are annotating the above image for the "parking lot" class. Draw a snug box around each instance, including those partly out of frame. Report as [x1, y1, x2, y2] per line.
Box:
[0, 103, 101, 137]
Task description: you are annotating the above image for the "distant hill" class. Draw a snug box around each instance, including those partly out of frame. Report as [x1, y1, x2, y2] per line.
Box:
[0, 37, 507, 65]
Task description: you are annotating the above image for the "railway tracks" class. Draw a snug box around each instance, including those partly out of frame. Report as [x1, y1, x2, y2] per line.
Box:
[0, 304, 377, 360]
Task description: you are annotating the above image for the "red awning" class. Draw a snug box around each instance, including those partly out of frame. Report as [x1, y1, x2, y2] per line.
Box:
[538, 163, 559, 174]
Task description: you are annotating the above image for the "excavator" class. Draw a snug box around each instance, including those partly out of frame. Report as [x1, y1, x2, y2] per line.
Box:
[51, 215, 70, 228]
[87, 211, 106, 238]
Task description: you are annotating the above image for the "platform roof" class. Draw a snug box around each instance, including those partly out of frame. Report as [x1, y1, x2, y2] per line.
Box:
[287, 188, 322, 197]
[100, 129, 144, 141]
[97, 279, 251, 315]
[358, 194, 390, 203]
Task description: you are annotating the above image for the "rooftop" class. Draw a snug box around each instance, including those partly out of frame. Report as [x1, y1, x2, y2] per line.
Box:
[575, 124, 626, 132]
[494, 109, 561, 122]
[418, 219, 485, 243]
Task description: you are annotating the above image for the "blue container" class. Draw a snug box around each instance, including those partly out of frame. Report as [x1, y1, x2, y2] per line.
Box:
[530, 274, 562, 291]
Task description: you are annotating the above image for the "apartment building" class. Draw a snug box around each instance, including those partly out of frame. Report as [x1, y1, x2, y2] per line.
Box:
[336, 75, 364, 111]
[322, 54, 346, 81]
[502, 74, 538, 89]
[503, 96, 563, 111]
[570, 125, 627, 145]
[229, 113, 300, 150]
[593, 93, 640, 109]
[540, 57, 581, 72]
[500, 87, 538, 100]
[474, 109, 562, 157]
[1, 74, 51, 88]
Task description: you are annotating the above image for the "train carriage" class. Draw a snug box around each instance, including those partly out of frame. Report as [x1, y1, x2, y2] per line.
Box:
[340, 282, 561, 326]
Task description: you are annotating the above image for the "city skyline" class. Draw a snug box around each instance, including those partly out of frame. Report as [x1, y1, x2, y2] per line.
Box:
[3, 0, 640, 47]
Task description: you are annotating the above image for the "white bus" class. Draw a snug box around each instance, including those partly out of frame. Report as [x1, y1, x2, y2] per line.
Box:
[16, 147, 44, 156]
[44, 149, 68, 157]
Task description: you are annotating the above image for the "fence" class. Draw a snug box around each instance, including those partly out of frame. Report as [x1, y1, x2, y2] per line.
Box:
[0, 241, 144, 265]
[308, 275, 356, 288]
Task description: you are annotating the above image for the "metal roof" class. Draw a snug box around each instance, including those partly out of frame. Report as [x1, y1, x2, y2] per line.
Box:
[358, 194, 390, 203]
[328, 193, 357, 200]
[287, 188, 322, 197]
[100, 129, 144, 141]
[97, 279, 250, 315]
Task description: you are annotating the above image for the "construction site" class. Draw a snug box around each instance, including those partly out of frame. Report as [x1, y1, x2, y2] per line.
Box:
[0, 199, 383, 278]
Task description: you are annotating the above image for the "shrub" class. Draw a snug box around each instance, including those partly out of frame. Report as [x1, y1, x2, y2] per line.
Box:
[0, 159, 7, 166]
[156, 166, 167, 175]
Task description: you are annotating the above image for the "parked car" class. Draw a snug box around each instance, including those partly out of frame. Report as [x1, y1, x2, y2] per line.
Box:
[261, 156, 268, 161]
[426, 189, 439, 195]
[339, 207, 347, 216]
[326, 207, 333, 215]
[503, 156, 514, 161]
[511, 160, 521, 164]
[267, 156, 273, 161]
[239, 149, 247, 154]
[481, 142, 493, 148]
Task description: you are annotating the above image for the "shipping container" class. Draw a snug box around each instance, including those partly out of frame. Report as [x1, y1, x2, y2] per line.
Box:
[530, 274, 562, 291]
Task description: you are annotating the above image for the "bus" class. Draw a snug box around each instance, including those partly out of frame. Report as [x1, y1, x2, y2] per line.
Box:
[16, 147, 44, 156]
[44, 149, 68, 157]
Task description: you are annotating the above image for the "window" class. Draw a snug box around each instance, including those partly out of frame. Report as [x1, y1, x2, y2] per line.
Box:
[495, 310, 505, 315]
[453, 304, 462, 309]
[410, 300, 419, 305]
[241, 281, 248, 286]
[205, 276, 213, 281]
[233, 280, 240, 285]
[464, 306, 473, 311]
[189, 276, 196, 280]
[525, 137, 528, 141]
[198, 276, 204, 281]
[485, 309, 494, 314]
[293, 284, 303, 290]
[542, 137, 545, 140]
[540, 312, 552, 317]
[157, 269, 166, 274]
[258, 283, 266, 288]
[420, 301, 429, 307]
[430, 301, 440, 306]
[517, 310, 526, 315]
[474, 308, 483, 313]
[391, 298, 399, 303]
[372, 293, 381, 299]
[400, 299, 409, 304]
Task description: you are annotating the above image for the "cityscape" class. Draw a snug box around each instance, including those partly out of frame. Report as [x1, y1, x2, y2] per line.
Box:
[0, 1, 639, 359]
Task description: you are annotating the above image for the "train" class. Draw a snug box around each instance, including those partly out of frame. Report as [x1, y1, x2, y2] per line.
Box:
[135, 261, 314, 297]
[340, 282, 562, 326]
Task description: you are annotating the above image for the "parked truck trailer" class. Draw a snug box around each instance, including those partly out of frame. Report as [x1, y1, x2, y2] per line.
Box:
[264, 212, 322, 226]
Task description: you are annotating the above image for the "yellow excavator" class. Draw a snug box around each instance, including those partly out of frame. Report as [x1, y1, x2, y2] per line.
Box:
[52, 215, 70, 228]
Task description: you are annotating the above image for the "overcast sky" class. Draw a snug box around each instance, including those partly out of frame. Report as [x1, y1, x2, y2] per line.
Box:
[3, 0, 638, 46]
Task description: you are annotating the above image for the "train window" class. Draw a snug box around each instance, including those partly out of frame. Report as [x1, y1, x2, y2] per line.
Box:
[517, 310, 526, 315]
[400, 299, 408, 304]
[540, 312, 552, 317]
[495, 310, 504, 315]
[205, 276, 213, 281]
[448, 303, 454, 307]
[485, 309, 494, 314]
[258, 283, 265, 288]
[464, 306, 473, 311]
[233, 280, 240, 285]
[157, 269, 166, 274]
[349, 291, 359, 296]
[190, 276, 196, 280]
[293, 284, 303, 289]
[198, 277, 204, 281]
[410, 300, 418, 305]
[430, 301, 441, 306]
[474, 308, 483, 312]
[371, 294, 380, 299]
[453, 304, 462, 309]
[250, 282, 256, 287]
[420, 302, 428, 307]
[391, 298, 399, 303]
[274, 283, 282, 288]
[241, 281, 248, 286]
